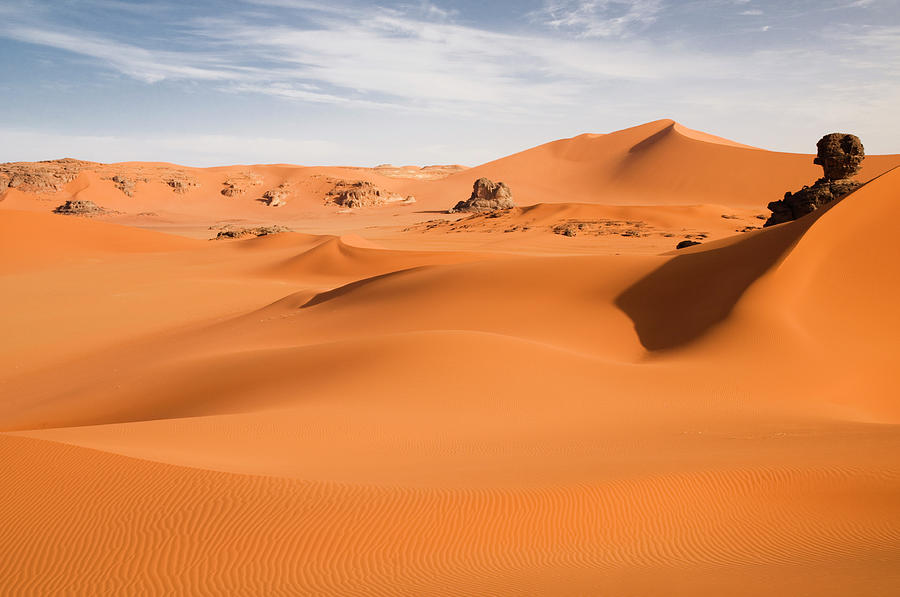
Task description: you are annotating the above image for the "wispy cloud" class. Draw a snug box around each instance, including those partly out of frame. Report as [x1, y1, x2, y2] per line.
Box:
[0, 0, 897, 161]
[536, 0, 663, 38]
[0, 1, 724, 118]
[3, 25, 241, 83]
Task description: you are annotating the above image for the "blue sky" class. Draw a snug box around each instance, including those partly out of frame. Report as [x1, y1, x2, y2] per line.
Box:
[0, 0, 897, 166]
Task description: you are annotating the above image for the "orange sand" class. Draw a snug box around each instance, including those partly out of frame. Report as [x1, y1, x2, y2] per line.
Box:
[2, 121, 899, 595]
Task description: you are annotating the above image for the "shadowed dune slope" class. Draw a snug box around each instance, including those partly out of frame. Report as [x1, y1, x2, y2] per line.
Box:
[614, 206, 816, 351]
[617, 167, 900, 354]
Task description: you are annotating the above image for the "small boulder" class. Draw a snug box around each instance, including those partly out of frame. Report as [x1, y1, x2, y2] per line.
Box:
[676, 240, 701, 250]
[450, 178, 515, 213]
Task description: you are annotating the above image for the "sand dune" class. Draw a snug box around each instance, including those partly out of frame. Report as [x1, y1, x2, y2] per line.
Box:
[398, 119, 900, 209]
[4, 119, 899, 228]
[2, 123, 899, 595]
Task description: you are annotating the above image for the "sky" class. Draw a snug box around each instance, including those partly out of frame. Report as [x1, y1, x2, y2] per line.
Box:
[0, 0, 898, 166]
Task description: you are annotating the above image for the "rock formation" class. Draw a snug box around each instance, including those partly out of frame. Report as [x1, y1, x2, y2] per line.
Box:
[815, 133, 865, 180]
[0, 159, 92, 195]
[374, 164, 467, 181]
[164, 173, 200, 194]
[222, 173, 262, 197]
[450, 178, 515, 213]
[109, 175, 137, 196]
[676, 240, 701, 250]
[326, 180, 411, 208]
[53, 200, 106, 216]
[215, 225, 291, 239]
[261, 183, 291, 207]
[765, 133, 865, 227]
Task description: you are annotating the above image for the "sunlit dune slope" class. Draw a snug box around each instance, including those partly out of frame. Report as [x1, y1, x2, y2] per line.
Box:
[0, 209, 201, 272]
[400, 119, 900, 209]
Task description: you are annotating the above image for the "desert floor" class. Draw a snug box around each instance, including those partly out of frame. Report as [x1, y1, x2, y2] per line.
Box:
[2, 119, 899, 595]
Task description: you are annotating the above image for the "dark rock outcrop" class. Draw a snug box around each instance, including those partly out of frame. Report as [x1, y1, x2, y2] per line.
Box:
[164, 173, 200, 194]
[765, 133, 865, 227]
[215, 225, 291, 239]
[450, 178, 514, 213]
[53, 199, 106, 216]
[110, 175, 136, 196]
[676, 240, 701, 250]
[815, 133, 865, 180]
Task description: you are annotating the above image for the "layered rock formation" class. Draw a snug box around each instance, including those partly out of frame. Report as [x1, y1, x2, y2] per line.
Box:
[0, 159, 92, 195]
[765, 133, 865, 227]
[326, 180, 411, 208]
[450, 178, 515, 213]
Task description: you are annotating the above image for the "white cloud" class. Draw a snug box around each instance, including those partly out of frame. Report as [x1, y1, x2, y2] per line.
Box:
[536, 0, 663, 38]
[0, 0, 898, 160]
[4, 26, 240, 83]
[0, 2, 728, 118]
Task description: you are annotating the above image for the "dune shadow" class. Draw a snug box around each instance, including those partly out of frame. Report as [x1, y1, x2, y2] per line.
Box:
[301, 267, 427, 309]
[615, 216, 817, 351]
[627, 123, 674, 154]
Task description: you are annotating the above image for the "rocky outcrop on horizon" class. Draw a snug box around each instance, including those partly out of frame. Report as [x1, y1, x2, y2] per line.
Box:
[373, 164, 467, 180]
[450, 178, 515, 213]
[0, 159, 93, 195]
[765, 133, 865, 227]
[326, 180, 413, 208]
